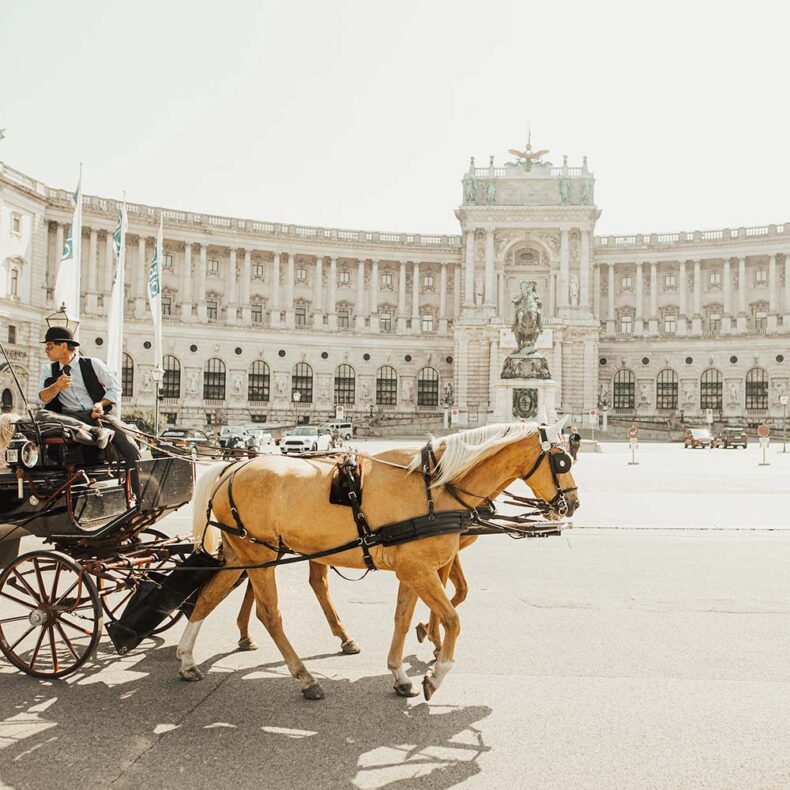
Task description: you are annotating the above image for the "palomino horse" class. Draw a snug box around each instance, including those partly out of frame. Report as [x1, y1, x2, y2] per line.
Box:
[177, 420, 579, 700]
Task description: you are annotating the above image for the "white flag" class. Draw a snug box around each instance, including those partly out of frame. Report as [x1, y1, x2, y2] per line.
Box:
[148, 214, 163, 373]
[54, 175, 83, 325]
[106, 201, 128, 414]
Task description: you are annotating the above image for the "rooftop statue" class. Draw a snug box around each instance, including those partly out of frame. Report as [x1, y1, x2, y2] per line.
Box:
[507, 128, 550, 172]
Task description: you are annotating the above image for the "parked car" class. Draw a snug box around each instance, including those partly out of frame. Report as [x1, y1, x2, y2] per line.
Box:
[153, 427, 216, 458]
[683, 427, 714, 448]
[321, 421, 354, 440]
[218, 425, 249, 449]
[713, 426, 748, 449]
[280, 426, 333, 454]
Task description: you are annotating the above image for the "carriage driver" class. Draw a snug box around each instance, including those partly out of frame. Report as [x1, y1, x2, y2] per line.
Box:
[38, 326, 142, 496]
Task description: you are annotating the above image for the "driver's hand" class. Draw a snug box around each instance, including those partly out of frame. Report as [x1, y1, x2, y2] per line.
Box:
[57, 373, 72, 390]
[91, 403, 104, 419]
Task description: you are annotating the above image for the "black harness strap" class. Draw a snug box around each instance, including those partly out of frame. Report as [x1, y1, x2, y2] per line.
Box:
[341, 453, 376, 571]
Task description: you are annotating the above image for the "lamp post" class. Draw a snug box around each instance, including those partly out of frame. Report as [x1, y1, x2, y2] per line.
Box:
[781, 394, 788, 453]
[150, 366, 163, 436]
[45, 304, 79, 335]
[293, 390, 301, 425]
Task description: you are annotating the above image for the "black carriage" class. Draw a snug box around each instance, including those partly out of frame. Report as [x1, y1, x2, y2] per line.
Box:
[0, 419, 195, 678]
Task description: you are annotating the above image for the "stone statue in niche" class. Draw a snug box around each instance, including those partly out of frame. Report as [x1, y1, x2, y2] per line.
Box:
[485, 180, 496, 205]
[187, 372, 199, 395]
[443, 382, 454, 407]
[640, 383, 650, 403]
[474, 275, 485, 305]
[559, 179, 571, 204]
[276, 375, 286, 396]
[361, 382, 370, 401]
[402, 379, 414, 403]
[581, 180, 593, 204]
[232, 375, 243, 396]
[463, 175, 476, 204]
[682, 383, 695, 403]
[598, 386, 610, 410]
[569, 275, 579, 306]
[143, 371, 152, 392]
[728, 382, 739, 404]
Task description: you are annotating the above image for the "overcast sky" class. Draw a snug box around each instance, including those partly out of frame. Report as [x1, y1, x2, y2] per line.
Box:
[1, 0, 788, 236]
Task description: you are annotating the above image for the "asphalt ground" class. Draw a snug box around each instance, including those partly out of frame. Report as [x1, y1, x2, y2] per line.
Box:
[1, 441, 789, 789]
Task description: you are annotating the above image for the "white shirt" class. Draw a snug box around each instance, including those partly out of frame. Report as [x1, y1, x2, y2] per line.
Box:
[38, 351, 122, 413]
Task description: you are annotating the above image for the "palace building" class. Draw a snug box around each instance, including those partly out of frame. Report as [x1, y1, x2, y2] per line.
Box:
[0, 153, 787, 430]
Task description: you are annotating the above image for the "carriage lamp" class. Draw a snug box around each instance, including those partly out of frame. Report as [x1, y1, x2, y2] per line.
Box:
[45, 304, 80, 335]
[20, 441, 39, 469]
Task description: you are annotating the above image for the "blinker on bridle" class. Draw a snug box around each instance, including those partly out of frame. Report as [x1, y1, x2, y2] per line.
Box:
[520, 426, 578, 516]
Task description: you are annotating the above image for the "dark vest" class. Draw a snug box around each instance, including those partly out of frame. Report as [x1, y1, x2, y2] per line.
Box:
[44, 357, 109, 414]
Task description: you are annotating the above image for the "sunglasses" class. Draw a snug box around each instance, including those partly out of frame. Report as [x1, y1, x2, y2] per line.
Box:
[44, 342, 66, 351]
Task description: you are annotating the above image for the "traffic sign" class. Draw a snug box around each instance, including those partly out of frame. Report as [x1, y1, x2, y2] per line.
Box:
[589, 408, 598, 417]
[627, 425, 640, 440]
[336, 405, 345, 418]
[757, 423, 770, 438]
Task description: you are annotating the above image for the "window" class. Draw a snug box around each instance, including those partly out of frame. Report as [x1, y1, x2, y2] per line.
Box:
[656, 369, 678, 411]
[700, 368, 722, 411]
[376, 366, 398, 405]
[621, 275, 632, 290]
[708, 313, 721, 335]
[421, 314, 434, 333]
[663, 314, 677, 335]
[708, 271, 721, 287]
[292, 362, 313, 403]
[664, 273, 676, 289]
[380, 312, 392, 332]
[334, 364, 355, 405]
[162, 296, 172, 316]
[2, 388, 13, 410]
[252, 264, 264, 280]
[755, 269, 767, 284]
[755, 311, 767, 333]
[295, 307, 306, 327]
[207, 301, 218, 321]
[423, 274, 435, 290]
[164, 413, 178, 425]
[162, 355, 181, 399]
[248, 360, 270, 402]
[417, 367, 439, 406]
[338, 309, 350, 329]
[381, 272, 393, 289]
[745, 368, 768, 410]
[251, 304, 263, 324]
[620, 315, 633, 335]
[121, 353, 134, 397]
[613, 369, 635, 412]
[339, 270, 350, 285]
[296, 267, 307, 282]
[10, 270, 18, 298]
[203, 358, 226, 400]
[11, 214, 21, 236]
[7, 325, 16, 344]
[163, 254, 174, 269]
[207, 259, 219, 275]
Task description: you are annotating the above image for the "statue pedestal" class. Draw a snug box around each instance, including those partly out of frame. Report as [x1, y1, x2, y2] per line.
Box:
[493, 378, 559, 424]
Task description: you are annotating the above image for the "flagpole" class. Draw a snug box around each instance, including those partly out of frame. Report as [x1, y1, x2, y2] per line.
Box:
[149, 212, 164, 435]
[107, 192, 127, 417]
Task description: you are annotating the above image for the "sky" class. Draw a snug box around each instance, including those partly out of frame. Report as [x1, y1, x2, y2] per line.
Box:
[1, 0, 788, 236]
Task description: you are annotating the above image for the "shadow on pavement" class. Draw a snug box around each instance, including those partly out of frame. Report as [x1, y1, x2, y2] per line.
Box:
[0, 641, 491, 790]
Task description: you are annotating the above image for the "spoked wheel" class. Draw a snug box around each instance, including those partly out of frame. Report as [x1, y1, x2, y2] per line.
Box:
[97, 529, 185, 636]
[0, 550, 102, 678]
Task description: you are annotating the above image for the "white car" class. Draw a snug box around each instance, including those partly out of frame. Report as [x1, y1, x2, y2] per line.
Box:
[280, 426, 333, 454]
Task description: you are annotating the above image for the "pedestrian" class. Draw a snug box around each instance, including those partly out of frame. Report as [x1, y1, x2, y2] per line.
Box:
[38, 326, 142, 495]
[568, 425, 582, 461]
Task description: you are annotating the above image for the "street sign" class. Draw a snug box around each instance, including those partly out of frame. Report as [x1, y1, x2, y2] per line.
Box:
[705, 408, 713, 425]
[757, 423, 770, 438]
[589, 408, 598, 417]
[627, 425, 639, 440]
[336, 405, 344, 418]
[450, 408, 459, 425]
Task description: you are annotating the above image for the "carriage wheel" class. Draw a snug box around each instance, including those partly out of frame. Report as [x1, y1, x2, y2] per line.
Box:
[97, 529, 185, 635]
[0, 550, 102, 678]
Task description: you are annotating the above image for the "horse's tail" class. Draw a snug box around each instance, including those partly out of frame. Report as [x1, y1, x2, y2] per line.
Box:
[192, 462, 231, 556]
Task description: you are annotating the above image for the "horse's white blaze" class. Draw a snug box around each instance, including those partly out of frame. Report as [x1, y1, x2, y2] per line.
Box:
[391, 666, 411, 687]
[177, 619, 204, 671]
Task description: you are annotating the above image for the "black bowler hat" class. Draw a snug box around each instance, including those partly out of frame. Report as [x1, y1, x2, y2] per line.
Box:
[40, 326, 80, 346]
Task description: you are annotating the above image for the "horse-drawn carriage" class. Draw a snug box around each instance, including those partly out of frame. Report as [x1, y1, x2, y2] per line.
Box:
[0, 415, 195, 678]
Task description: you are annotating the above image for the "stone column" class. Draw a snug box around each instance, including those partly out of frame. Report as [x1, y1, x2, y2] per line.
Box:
[580, 230, 591, 309]
[484, 229, 495, 305]
[453, 264, 462, 318]
[496, 272, 505, 321]
[722, 257, 732, 333]
[635, 261, 644, 333]
[558, 228, 569, 309]
[678, 260, 688, 335]
[314, 255, 324, 328]
[606, 263, 615, 335]
[693, 259, 702, 315]
[548, 272, 557, 319]
[284, 253, 295, 328]
[592, 264, 601, 319]
[397, 260, 407, 334]
[241, 249, 251, 323]
[737, 256, 747, 333]
[356, 258, 366, 330]
[369, 259, 379, 333]
[411, 261, 420, 332]
[135, 236, 147, 318]
[270, 252, 282, 327]
[464, 229, 475, 306]
[195, 243, 207, 322]
[784, 253, 790, 325]
[649, 261, 658, 335]
[181, 243, 192, 320]
[457, 338, 469, 412]
[86, 228, 99, 313]
[226, 248, 238, 324]
[439, 262, 448, 334]
[768, 254, 777, 312]
[327, 256, 337, 330]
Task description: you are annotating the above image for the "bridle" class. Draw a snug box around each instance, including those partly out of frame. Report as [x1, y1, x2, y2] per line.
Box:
[520, 427, 578, 516]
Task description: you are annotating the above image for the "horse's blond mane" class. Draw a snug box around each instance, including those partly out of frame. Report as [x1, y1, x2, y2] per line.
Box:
[0, 414, 20, 452]
[408, 422, 538, 487]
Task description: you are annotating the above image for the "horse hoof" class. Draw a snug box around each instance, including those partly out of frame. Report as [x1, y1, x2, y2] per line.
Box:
[179, 667, 204, 682]
[341, 639, 360, 655]
[237, 637, 258, 651]
[422, 675, 437, 701]
[415, 623, 427, 643]
[394, 682, 419, 698]
[302, 682, 325, 700]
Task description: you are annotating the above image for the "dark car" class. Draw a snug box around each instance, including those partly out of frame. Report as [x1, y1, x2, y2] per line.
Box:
[153, 427, 216, 458]
[714, 427, 748, 449]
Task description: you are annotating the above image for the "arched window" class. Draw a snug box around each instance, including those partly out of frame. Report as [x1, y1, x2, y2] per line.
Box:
[121, 353, 134, 397]
[417, 367, 439, 406]
[292, 362, 313, 404]
[745, 367, 768, 411]
[613, 369, 635, 412]
[248, 360, 270, 402]
[334, 364, 355, 405]
[700, 368, 722, 410]
[1, 388, 12, 411]
[203, 358, 226, 401]
[655, 369, 678, 411]
[376, 366, 398, 406]
[162, 354, 181, 399]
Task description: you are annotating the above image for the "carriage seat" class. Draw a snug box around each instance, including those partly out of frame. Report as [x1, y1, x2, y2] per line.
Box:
[12, 419, 117, 468]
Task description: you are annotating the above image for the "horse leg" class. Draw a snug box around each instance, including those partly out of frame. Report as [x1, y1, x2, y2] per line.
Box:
[236, 579, 258, 651]
[415, 558, 454, 653]
[399, 569, 461, 701]
[178, 567, 244, 681]
[387, 581, 420, 697]
[308, 561, 360, 654]
[246, 566, 325, 700]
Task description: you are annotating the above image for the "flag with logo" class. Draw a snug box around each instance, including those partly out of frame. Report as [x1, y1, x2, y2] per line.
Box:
[148, 214, 163, 373]
[105, 200, 128, 412]
[54, 174, 83, 323]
